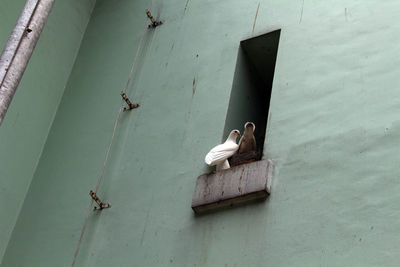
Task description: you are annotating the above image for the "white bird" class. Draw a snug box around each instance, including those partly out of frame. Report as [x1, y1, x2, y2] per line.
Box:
[238, 122, 256, 154]
[205, 130, 241, 171]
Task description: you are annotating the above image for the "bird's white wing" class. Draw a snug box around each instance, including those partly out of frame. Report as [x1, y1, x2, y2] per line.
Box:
[205, 142, 238, 166]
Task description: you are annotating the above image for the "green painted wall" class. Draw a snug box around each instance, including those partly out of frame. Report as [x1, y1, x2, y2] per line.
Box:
[0, 0, 96, 263]
[3, 0, 400, 266]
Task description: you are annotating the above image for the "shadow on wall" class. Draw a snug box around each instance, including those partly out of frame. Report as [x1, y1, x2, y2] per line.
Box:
[223, 29, 281, 158]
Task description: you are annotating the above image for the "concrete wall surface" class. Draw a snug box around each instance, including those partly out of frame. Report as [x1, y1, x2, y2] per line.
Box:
[3, 0, 400, 266]
[0, 0, 96, 263]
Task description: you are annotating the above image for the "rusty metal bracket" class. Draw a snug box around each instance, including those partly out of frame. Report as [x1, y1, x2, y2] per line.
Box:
[121, 91, 139, 111]
[89, 190, 111, 210]
[146, 9, 163, 28]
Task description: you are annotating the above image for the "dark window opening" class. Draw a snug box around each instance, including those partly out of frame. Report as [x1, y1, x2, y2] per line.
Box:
[223, 29, 281, 166]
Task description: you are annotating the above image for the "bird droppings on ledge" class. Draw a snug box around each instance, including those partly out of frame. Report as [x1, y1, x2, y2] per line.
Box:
[192, 159, 273, 214]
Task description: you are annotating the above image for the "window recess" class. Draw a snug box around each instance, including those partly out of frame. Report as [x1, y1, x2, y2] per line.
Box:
[192, 30, 280, 214]
[224, 29, 280, 167]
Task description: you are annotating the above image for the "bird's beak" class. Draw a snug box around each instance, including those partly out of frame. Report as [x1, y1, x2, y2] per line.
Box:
[237, 133, 241, 137]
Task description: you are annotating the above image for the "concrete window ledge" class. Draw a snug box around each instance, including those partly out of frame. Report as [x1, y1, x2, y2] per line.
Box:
[191, 159, 273, 214]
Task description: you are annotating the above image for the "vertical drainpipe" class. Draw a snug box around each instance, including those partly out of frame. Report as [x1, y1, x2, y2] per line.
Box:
[0, 0, 56, 126]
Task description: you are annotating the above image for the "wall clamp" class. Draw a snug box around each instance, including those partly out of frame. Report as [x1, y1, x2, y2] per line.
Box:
[89, 190, 111, 210]
[121, 91, 139, 111]
[146, 9, 163, 28]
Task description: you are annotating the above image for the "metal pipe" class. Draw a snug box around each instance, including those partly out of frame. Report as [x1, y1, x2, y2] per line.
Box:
[0, 0, 56, 126]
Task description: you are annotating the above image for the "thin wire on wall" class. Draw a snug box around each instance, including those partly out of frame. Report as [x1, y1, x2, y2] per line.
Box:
[71, 4, 154, 266]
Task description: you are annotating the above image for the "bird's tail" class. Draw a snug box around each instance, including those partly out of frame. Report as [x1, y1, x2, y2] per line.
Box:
[205, 154, 214, 165]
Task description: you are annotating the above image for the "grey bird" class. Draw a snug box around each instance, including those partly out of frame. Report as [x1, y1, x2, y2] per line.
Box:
[238, 122, 256, 153]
